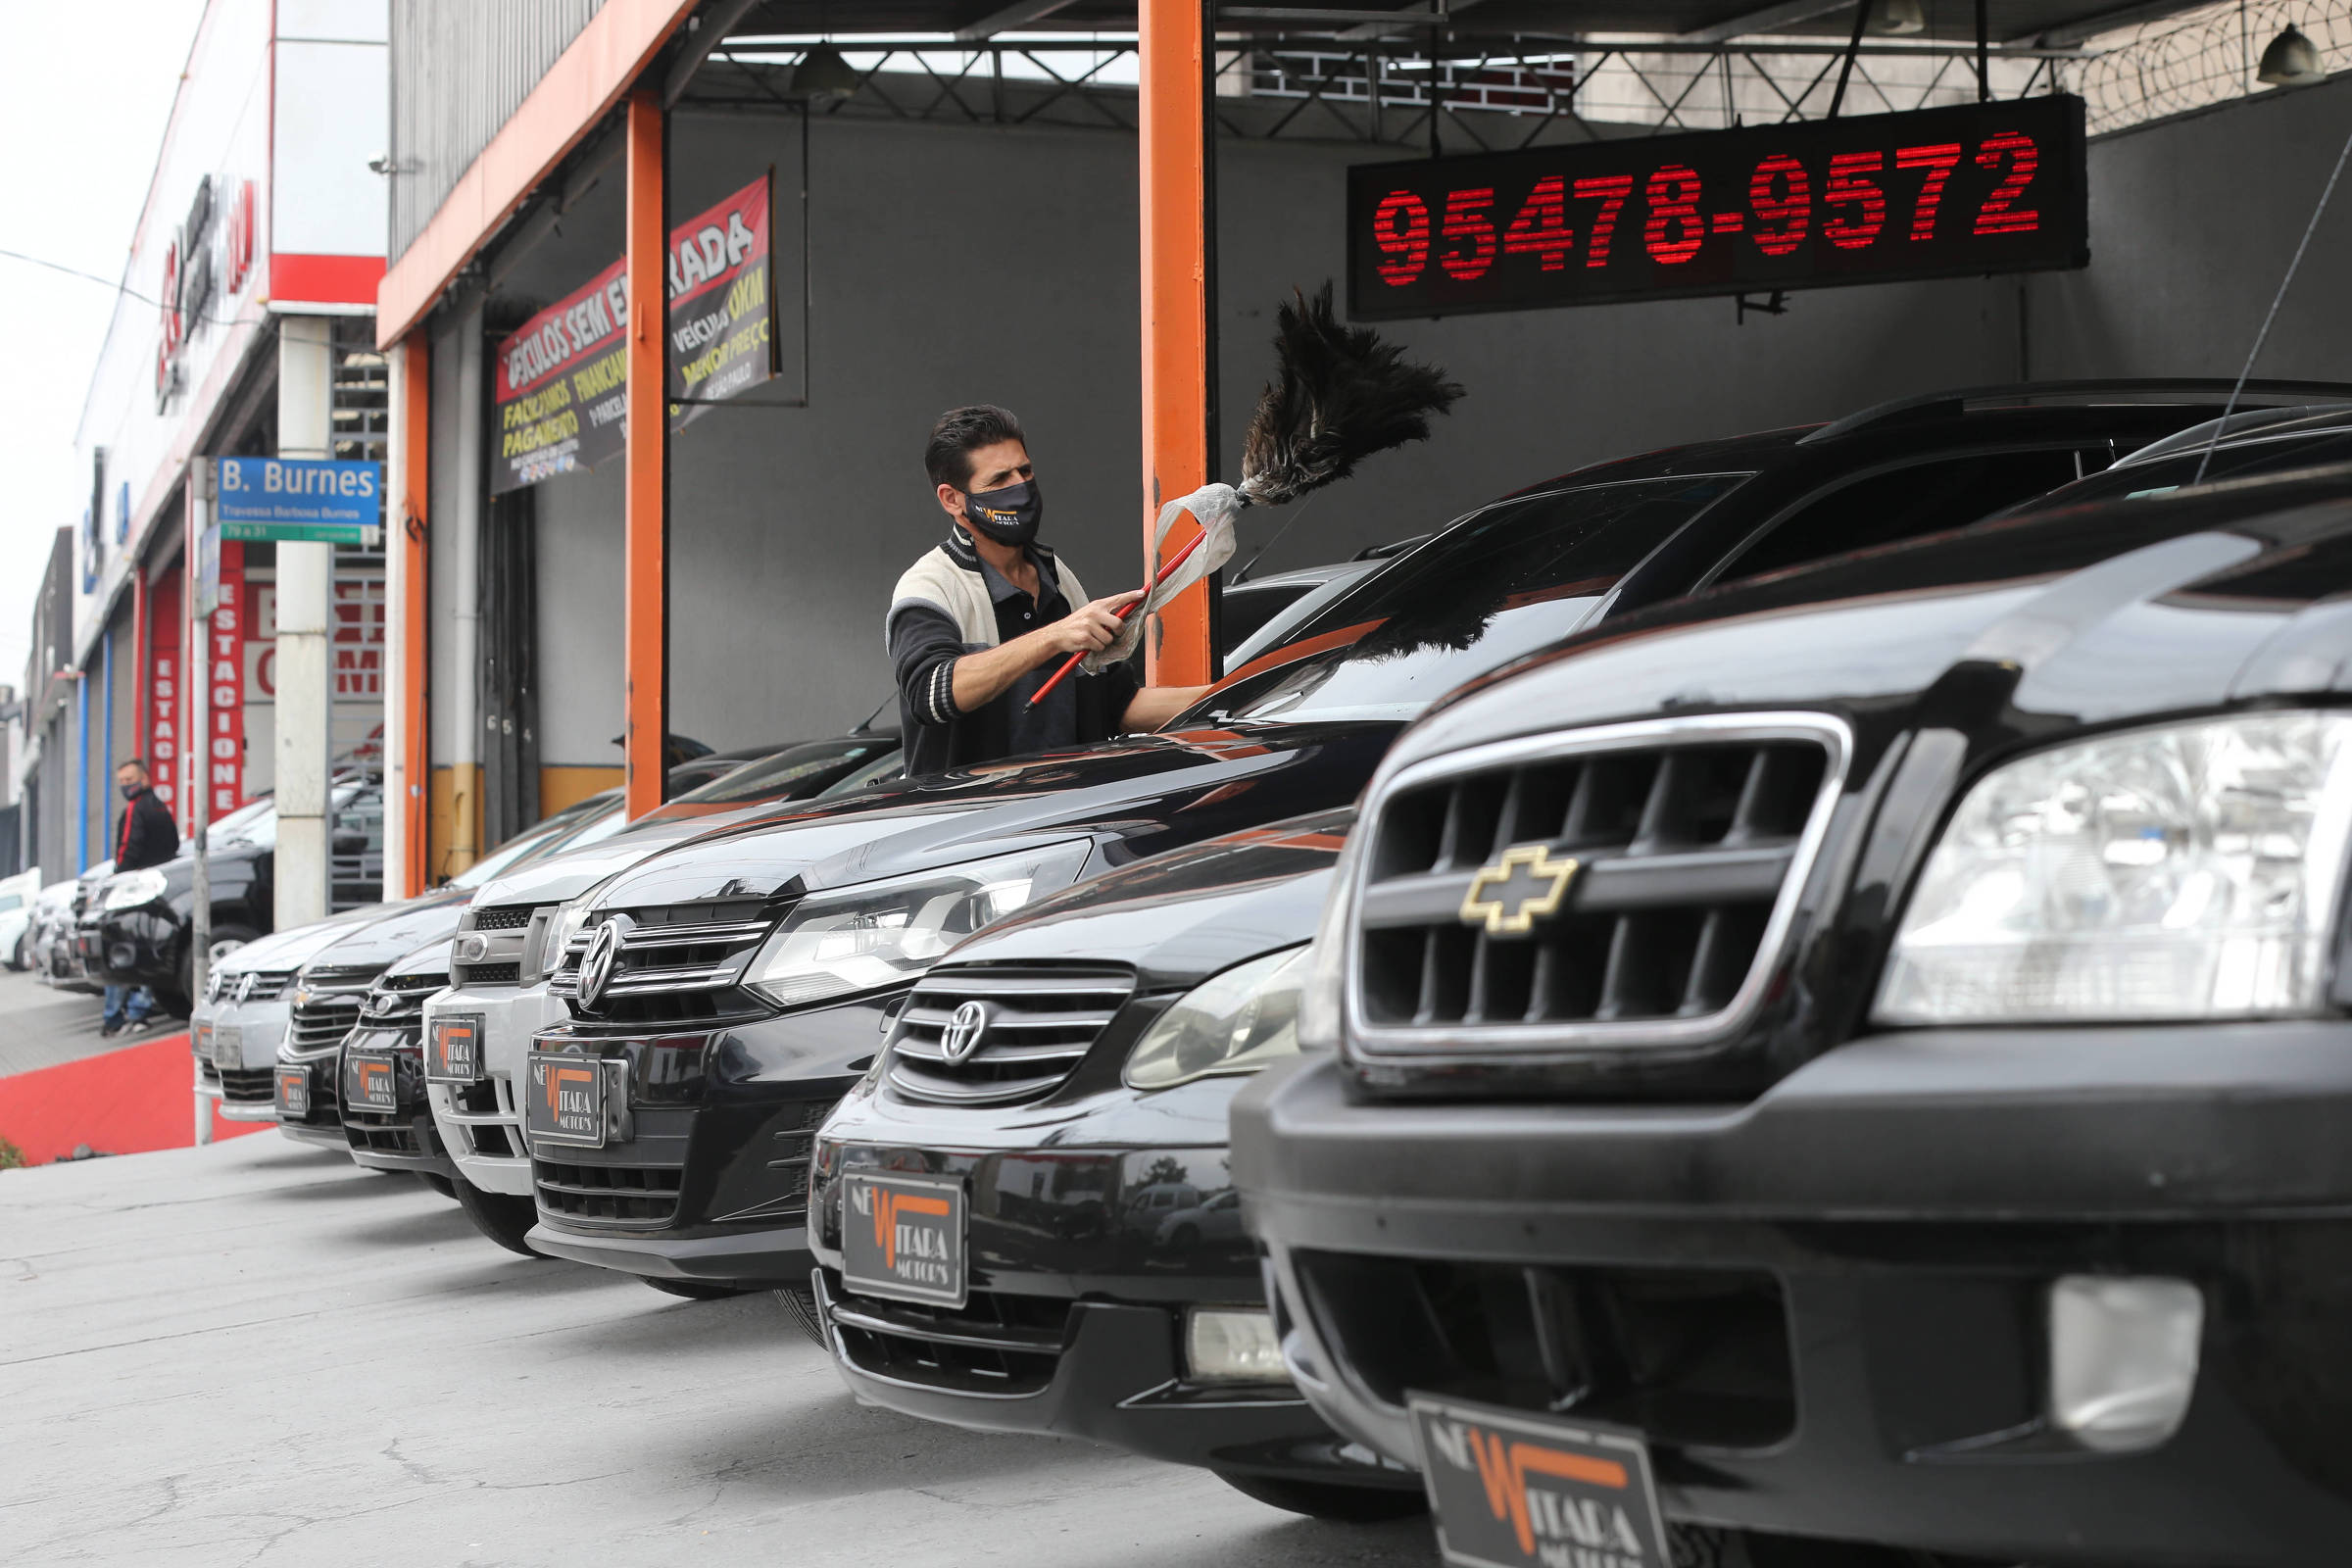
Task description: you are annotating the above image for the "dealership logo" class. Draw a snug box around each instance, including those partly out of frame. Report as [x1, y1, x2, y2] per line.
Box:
[1459, 847, 1581, 937]
[849, 1183, 954, 1271]
[1425, 1418, 1645, 1563]
[545, 1063, 597, 1121]
[355, 1059, 392, 1101]
[939, 1001, 989, 1064]
[577, 916, 630, 1010]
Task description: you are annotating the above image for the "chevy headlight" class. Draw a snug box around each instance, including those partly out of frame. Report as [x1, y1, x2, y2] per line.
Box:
[1125, 946, 1310, 1091]
[103, 869, 169, 910]
[745, 842, 1091, 1008]
[1875, 712, 2352, 1024]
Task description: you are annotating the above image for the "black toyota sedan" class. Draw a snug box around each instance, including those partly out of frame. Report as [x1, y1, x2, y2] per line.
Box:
[809, 809, 1425, 1519]
[522, 380, 2288, 1298]
[1232, 463, 2352, 1567]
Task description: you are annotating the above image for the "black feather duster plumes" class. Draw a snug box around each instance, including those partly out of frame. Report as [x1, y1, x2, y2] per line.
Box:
[1236, 281, 1464, 509]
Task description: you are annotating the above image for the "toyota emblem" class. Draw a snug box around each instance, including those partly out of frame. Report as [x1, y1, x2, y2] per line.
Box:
[235, 971, 258, 1004]
[577, 917, 628, 1011]
[367, 990, 398, 1016]
[940, 1001, 989, 1064]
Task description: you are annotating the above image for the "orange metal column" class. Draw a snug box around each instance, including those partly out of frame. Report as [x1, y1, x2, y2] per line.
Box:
[399, 336, 432, 897]
[623, 86, 669, 819]
[1138, 0, 1212, 687]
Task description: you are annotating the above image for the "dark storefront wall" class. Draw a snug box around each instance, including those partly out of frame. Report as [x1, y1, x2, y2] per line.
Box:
[438, 74, 2352, 829]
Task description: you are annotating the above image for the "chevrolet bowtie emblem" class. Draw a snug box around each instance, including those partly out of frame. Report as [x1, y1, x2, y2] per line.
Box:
[1458, 846, 1581, 937]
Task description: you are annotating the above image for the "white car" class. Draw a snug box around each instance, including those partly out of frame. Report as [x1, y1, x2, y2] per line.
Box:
[0, 868, 40, 969]
[195, 906, 389, 1119]
[426, 739, 905, 1254]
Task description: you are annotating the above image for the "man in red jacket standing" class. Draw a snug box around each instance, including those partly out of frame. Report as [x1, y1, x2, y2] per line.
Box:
[100, 758, 179, 1038]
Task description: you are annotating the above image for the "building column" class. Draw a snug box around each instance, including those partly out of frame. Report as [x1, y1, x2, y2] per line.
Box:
[622, 86, 668, 819]
[274, 315, 336, 930]
[446, 305, 486, 875]
[1138, 0, 1213, 687]
[385, 336, 431, 898]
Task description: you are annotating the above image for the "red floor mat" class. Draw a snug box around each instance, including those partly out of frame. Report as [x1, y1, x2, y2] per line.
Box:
[0, 1033, 269, 1164]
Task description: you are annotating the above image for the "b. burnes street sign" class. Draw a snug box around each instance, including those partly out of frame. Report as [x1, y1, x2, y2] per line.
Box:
[216, 457, 382, 545]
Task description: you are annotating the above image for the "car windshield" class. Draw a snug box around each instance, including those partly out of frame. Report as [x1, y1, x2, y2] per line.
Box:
[206, 786, 362, 853]
[447, 815, 581, 890]
[1184, 473, 1748, 726]
[662, 735, 903, 808]
[2011, 429, 2352, 514]
[202, 796, 275, 847]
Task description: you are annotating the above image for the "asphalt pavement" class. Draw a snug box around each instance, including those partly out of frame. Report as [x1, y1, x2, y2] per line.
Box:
[0, 1129, 1440, 1567]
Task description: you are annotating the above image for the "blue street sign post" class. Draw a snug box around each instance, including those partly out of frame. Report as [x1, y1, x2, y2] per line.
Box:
[215, 456, 382, 545]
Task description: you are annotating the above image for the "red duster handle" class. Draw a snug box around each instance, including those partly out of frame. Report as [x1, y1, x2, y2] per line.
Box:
[1027, 530, 1207, 707]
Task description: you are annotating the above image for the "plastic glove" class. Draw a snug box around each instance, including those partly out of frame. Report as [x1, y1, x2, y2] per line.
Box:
[1082, 483, 1242, 672]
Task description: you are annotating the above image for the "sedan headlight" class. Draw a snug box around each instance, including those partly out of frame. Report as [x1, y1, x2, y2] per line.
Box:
[745, 842, 1092, 1008]
[102, 869, 169, 911]
[1125, 945, 1311, 1091]
[1875, 712, 2352, 1024]
[1295, 832, 1365, 1054]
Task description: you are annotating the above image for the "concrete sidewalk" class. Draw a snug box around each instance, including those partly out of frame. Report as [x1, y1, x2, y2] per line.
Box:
[0, 1132, 1436, 1567]
[0, 964, 138, 1080]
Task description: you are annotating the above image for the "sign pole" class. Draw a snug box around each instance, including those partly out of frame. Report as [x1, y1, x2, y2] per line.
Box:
[191, 460, 215, 1148]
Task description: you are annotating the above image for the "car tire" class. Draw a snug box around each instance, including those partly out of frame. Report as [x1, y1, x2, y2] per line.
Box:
[1212, 1472, 1429, 1521]
[416, 1172, 458, 1200]
[774, 1283, 827, 1346]
[449, 1172, 547, 1258]
[640, 1278, 754, 1301]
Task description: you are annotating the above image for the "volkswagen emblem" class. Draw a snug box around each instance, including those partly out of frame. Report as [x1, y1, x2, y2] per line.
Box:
[939, 1001, 989, 1064]
[577, 917, 629, 1012]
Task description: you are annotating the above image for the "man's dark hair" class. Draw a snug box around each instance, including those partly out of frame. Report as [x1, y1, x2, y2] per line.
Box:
[925, 405, 1026, 492]
[119, 757, 149, 776]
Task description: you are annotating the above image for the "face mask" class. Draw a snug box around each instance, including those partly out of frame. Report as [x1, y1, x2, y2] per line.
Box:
[961, 477, 1043, 548]
[120, 783, 142, 801]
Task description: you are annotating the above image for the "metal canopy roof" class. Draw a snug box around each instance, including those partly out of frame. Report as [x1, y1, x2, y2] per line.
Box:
[723, 1, 2210, 47]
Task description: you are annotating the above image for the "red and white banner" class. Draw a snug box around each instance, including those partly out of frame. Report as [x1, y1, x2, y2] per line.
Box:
[207, 543, 248, 816]
[666, 173, 776, 427]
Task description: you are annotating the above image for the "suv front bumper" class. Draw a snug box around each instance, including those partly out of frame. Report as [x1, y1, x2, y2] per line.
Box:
[519, 996, 882, 1286]
[423, 983, 562, 1197]
[1234, 1025, 2352, 1567]
[808, 1087, 1413, 1490]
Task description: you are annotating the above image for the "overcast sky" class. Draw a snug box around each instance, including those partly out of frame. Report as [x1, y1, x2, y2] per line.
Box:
[0, 2, 204, 687]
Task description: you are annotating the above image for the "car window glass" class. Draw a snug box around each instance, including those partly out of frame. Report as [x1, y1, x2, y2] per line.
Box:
[814, 751, 908, 799]
[671, 739, 901, 807]
[0, 895, 20, 913]
[1218, 579, 1313, 659]
[1996, 433, 2352, 515]
[1190, 474, 1747, 727]
[332, 795, 384, 853]
[1722, 450, 2087, 583]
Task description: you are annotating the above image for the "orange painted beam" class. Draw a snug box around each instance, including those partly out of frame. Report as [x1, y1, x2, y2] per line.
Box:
[622, 88, 668, 822]
[1138, 0, 1213, 687]
[398, 336, 432, 898]
[374, 0, 701, 350]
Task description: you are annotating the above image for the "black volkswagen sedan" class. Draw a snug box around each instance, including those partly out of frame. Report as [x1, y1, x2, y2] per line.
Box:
[1233, 464, 2352, 1567]
[809, 809, 1424, 1520]
[521, 382, 2294, 1297]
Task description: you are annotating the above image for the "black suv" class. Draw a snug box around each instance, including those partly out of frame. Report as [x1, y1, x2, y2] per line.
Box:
[86, 780, 384, 1010]
[1233, 464, 2352, 1566]
[522, 382, 2281, 1298]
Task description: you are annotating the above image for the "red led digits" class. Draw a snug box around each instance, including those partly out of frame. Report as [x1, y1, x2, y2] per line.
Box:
[1747, 154, 1810, 256]
[1573, 174, 1634, 268]
[1642, 164, 1706, 266]
[1373, 189, 1430, 285]
[1502, 175, 1576, 270]
[1440, 187, 1499, 280]
[1973, 131, 2041, 234]
[1894, 143, 1962, 240]
[1824, 150, 1886, 250]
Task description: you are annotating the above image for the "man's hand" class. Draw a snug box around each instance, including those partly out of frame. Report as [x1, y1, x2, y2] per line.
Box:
[1039, 589, 1144, 656]
[948, 589, 1148, 714]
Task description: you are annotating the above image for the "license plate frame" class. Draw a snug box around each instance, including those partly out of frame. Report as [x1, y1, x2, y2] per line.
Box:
[839, 1171, 966, 1308]
[1407, 1392, 1671, 1568]
[210, 1020, 242, 1072]
[274, 1066, 311, 1118]
[425, 1011, 486, 1085]
[343, 1051, 401, 1117]
[525, 1053, 614, 1150]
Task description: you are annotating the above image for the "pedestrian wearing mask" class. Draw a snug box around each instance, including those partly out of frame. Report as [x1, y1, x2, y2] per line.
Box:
[100, 758, 178, 1037]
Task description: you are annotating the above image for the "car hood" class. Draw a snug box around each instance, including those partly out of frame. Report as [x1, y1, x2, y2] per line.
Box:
[217, 904, 391, 974]
[467, 798, 833, 909]
[384, 936, 456, 982]
[1396, 470, 2352, 775]
[588, 721, 1397, 910]
[941, 808, 1351, 993]
[302, 890, 472, 972]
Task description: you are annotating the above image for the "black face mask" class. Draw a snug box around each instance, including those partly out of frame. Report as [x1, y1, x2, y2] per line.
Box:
[120, 783, 142, 801]
[961, 478, 1043, 548]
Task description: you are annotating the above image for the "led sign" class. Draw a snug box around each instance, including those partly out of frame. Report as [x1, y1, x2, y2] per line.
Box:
[1347, 95, 2086, 319]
